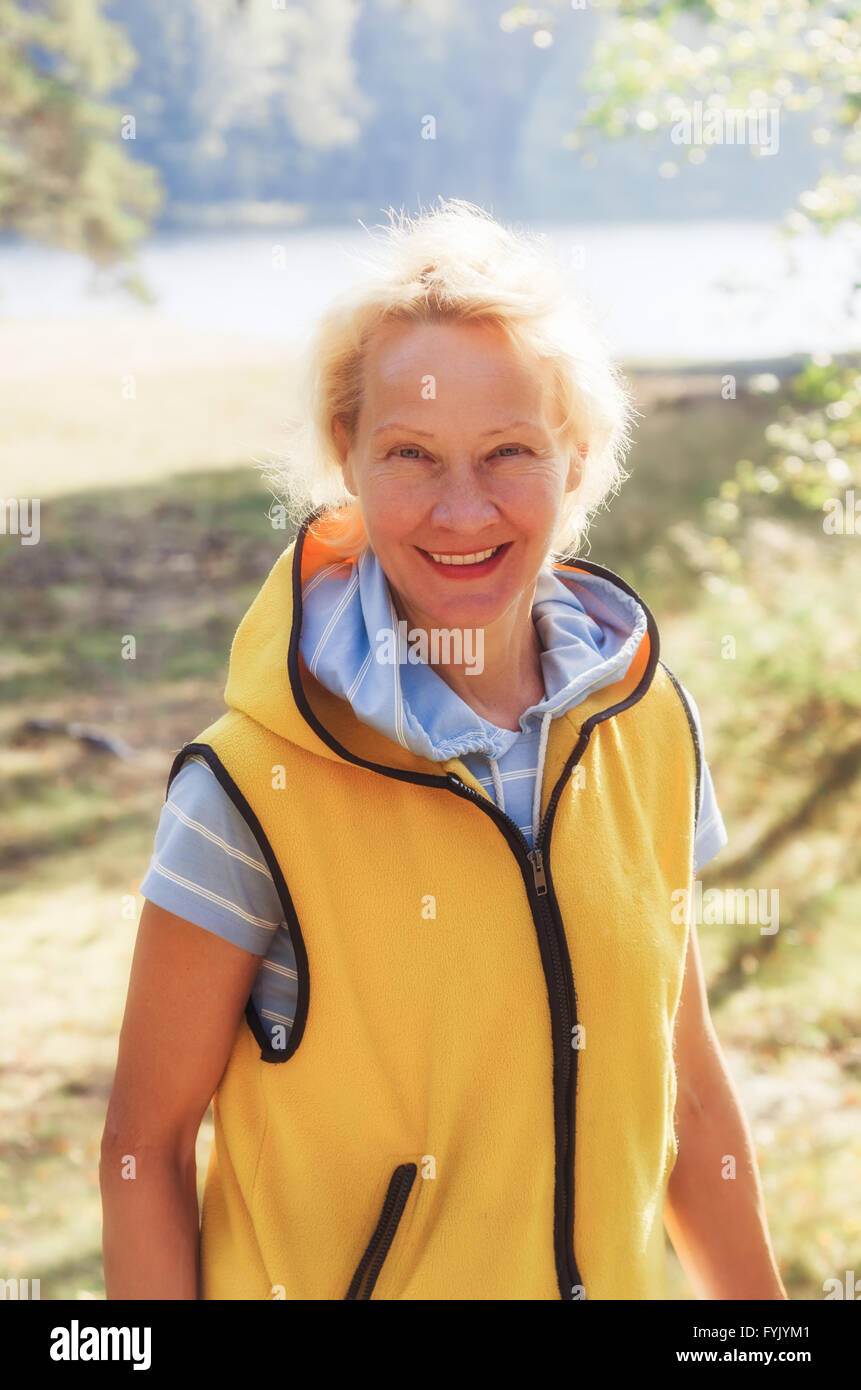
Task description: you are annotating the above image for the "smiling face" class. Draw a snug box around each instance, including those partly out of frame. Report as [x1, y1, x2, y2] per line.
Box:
[332, 317, 582, 634]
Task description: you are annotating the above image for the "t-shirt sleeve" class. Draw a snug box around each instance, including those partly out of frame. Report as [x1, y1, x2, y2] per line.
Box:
[140, 754, 283, 955]
[678, 683, 729, 875]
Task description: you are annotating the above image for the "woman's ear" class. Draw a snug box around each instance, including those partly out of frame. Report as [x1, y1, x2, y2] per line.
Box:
[566, 442, 587, 492]
[332, 416, 357, 495]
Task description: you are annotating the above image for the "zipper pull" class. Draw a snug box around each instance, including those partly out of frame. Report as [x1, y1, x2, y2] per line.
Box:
[529, 848, 548, 896]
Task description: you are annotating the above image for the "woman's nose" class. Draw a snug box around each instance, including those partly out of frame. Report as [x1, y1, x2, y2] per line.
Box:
[429, 471, 499, 531]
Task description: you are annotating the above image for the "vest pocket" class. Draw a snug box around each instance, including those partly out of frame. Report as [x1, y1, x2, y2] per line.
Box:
[344, 1162, 418, 1300]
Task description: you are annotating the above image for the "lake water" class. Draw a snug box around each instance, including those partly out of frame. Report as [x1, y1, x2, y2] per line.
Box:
[1, 220, 858, 366]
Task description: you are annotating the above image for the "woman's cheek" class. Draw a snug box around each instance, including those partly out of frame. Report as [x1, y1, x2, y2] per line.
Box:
[499, 471, 562, 518]
[363, 492, 426, 546]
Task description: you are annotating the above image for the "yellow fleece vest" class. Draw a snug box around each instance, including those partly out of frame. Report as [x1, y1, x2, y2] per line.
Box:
[168, 508, 699, 1300]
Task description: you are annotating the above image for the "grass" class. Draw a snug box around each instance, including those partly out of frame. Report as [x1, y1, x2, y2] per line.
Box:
[1, 367, 859, 1300]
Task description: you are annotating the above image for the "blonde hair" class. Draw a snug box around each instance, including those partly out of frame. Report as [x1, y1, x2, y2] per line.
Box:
[261, 197, 638, 564]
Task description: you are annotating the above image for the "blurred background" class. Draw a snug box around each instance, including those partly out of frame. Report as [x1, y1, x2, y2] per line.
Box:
[1, 0, 859, 1301]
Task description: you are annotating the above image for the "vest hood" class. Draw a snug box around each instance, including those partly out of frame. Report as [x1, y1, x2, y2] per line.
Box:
[298, 533, 647, 762]
[222, 506, 659, 784]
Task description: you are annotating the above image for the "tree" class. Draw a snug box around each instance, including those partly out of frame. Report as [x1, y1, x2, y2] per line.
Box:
[499, 0, 861, 565]
[0, 0, 371, 294]
[0, 0, 164, 299]
[113, 0, 370, 216]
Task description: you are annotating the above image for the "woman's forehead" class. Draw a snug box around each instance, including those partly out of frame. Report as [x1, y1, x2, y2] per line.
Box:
[359, 318, 549, 407]
[366, 315, 519, 361]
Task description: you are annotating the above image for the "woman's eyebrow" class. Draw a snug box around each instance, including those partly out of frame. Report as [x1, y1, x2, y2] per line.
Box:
[371, 418, 544, 439]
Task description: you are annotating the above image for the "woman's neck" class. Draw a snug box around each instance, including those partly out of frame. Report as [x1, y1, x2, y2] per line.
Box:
[391, 589, 545, 733]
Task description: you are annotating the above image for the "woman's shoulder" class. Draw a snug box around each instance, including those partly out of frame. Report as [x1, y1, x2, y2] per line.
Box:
[159, 752, 280, 880]
[168, 752, 232, 806]
[140, 753, 283, 953]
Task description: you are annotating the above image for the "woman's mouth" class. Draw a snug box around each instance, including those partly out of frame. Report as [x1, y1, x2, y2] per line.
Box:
[417, 542, 512, 577]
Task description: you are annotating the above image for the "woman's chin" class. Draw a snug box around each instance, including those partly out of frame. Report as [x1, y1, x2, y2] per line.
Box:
[400, 595, 510, 634]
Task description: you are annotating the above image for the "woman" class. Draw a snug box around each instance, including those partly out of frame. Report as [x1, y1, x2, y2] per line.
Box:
[100, 199, 786, 1300]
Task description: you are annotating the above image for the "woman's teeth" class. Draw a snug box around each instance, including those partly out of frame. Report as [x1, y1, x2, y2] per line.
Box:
[427, 547, 501, 566]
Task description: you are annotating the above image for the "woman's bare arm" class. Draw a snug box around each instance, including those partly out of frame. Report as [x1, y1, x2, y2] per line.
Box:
[99, 899, 264, 1300]
[664, 919, 787, 1299]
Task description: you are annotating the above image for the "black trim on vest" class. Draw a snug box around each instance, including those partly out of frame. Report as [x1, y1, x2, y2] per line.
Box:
[658, 660, 703, 827]
[344, 1162, 418, 1299]
[282, 506, 669, 1300]
[164, 742, 311, 1064]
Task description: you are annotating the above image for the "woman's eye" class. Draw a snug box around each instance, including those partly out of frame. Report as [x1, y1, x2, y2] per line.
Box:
[389, 443, 529, 460]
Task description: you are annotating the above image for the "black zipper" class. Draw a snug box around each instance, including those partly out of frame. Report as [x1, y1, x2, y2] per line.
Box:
[444, 766, 585, 1300]
[345, 1163, 418, 1300]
